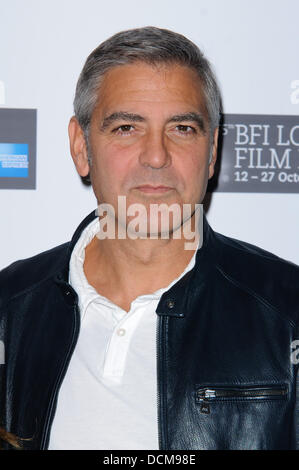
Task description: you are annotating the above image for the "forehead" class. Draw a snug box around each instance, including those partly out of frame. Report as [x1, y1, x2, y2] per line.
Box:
[92, 62, 208, 118]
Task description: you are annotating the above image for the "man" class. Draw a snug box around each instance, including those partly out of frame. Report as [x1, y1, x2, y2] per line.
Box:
[0, 27, 298, 450]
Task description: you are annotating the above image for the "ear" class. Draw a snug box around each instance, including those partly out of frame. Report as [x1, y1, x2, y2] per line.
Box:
[208, 127, 219, 180]
[68, 116, 90, 177]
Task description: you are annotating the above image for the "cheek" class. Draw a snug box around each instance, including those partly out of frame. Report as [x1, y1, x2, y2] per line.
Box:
[177, 151, 208, 184]
[174, 151, 210, 203]
[92, 146, 135, 193]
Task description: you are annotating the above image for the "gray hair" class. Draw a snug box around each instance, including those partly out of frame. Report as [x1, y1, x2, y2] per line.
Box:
[73, 26, 221, 141]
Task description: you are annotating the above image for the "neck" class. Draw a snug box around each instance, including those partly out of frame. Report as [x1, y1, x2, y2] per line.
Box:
[83, 213, 200, 311]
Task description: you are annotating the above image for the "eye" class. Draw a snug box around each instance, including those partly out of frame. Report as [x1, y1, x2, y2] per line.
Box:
[113, 124, 135, 134]
[176, 125, 196, 134]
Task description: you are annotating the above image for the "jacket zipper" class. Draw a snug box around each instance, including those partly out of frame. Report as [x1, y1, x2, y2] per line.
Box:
[40, 303, 81, 449]
[156, 314, 166, 450]
[196, 385, 288, 414]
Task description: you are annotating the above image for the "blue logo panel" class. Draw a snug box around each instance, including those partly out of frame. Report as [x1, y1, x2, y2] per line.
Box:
[0, 143, 29, 178]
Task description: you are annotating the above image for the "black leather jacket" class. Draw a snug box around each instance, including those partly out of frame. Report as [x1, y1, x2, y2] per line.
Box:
[0, 210, 298, 450]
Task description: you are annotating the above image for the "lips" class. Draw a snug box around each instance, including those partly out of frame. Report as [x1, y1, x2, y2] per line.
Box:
[135, 185, 174, 193]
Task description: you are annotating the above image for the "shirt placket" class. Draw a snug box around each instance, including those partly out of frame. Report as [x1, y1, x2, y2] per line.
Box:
[102, 305, 144, 381]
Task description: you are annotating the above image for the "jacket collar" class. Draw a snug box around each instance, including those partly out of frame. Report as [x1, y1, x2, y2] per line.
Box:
[68, 209, 99, 255]
[156, 210, 215, 317]
[55, 209, 98, 283]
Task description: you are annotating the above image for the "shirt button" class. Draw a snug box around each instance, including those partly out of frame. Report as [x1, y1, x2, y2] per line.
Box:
[166, 299, 175, 309]
[117, 328, 126, 336]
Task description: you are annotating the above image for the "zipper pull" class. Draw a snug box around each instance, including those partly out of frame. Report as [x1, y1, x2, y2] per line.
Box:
[197, 389, 216, 414]
[200, 401, 210, 414]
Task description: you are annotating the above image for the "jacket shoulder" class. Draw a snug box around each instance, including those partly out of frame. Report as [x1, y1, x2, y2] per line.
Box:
[213, 231, 299, 325]
[0, 242, 70, 311]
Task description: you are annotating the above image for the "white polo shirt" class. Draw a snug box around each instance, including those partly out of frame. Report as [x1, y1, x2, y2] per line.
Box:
[48, 217, 197, 450]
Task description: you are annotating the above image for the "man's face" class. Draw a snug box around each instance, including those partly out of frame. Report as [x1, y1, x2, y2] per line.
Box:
[70, 62, 218, 235]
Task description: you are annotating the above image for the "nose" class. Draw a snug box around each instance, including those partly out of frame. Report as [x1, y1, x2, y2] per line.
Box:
[138, 130, 171, 169]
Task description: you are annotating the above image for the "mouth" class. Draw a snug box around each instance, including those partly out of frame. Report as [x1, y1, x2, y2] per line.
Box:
[135, 185, 174, 194]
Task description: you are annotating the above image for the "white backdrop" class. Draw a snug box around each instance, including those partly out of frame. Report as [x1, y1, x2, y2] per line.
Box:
[0, 0, 298, 269]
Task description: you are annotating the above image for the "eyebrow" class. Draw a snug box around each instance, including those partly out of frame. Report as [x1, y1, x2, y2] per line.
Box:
[100, 111, 207, 133]
[100, 112, 145, 131]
